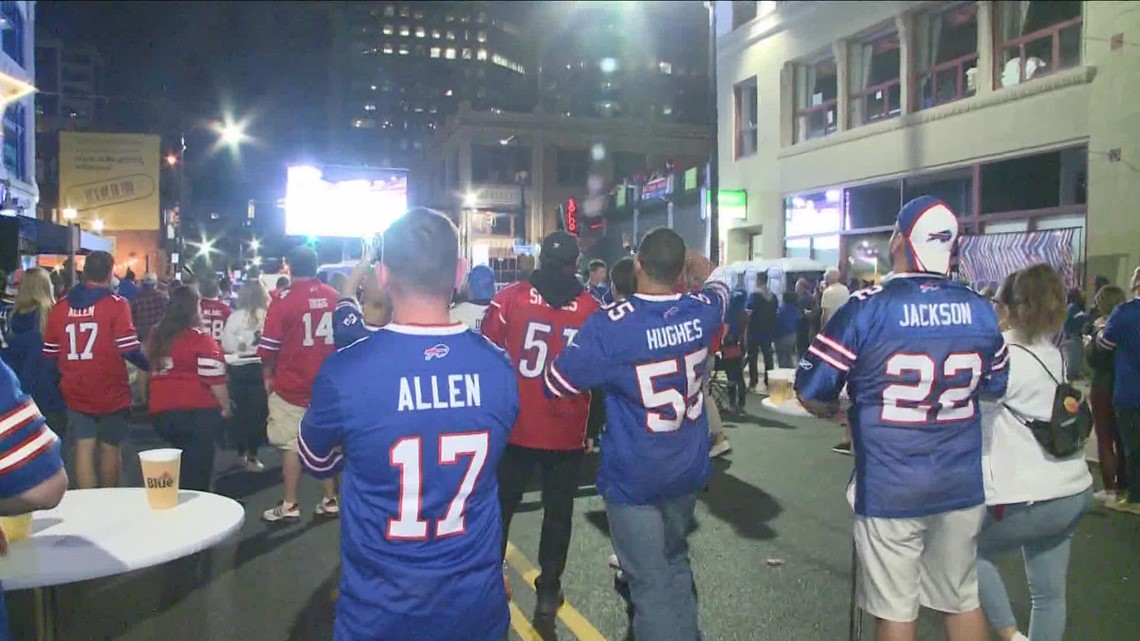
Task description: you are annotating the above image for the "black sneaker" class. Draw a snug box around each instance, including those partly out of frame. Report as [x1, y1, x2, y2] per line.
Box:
[533, 583, 564, 641]
[832, 441, 853, 455]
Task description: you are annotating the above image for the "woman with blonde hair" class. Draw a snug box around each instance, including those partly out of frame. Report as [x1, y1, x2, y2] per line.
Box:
[1086, 285, 1128, 502]
[221, 278, 270, 471]
[1, 268, 67, 436]
[979, 265, 1093, 641]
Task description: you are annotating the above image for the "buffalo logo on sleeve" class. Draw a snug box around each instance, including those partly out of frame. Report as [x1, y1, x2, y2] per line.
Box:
[423, 343, 450, 361]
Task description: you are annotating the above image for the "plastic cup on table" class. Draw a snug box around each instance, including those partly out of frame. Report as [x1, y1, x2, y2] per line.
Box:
[0, 513, 32, 542]
[138, 448, 182, 510]
[767, 369, 796, 404]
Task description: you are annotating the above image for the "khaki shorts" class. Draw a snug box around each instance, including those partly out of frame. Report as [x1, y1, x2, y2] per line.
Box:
[266, 393, 305, 452]
[853, 505, 986, 623]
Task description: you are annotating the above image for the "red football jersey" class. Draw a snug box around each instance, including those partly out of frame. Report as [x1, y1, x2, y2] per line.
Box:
[482, 281, 598, 450]
[42, 290, 139, 415]
[199, 298, 232, 341]
[149, 328, 226, 414]
[257, 277, 338, 407]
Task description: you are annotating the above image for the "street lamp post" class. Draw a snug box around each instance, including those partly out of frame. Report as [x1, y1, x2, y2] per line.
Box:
[706, 1, 721, 264]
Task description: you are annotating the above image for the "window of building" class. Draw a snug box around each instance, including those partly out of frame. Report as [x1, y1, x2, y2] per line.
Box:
[383, 44, 394, 54]
[363, 103, 377, 111]
[2, 103, 24, 181]
[663, 104, 674, 116]
[472, 144, 531, 184]
[399, 25, 410, 36]
[382, 24, 394, 35]
[846, 183, 901, 229]
[794, 55, 838, 143]
[556, 149, 590, 186]
[413, 10, 423, 19]
[445, 14, 455, 22]
[384, 5, 395, 17]
[415, 26, 426, 38]
[445, 48, 456, 60]
[462, 48, 473, 60]
[476, 48, 488, 61]
[915, 2, 978, 110]
[995, 0, 1082, 88]
[732, 1, 757, 29]
[398, 45, 409, 55]
[477, 30, 487, 43]
[1, 3, 24, 67]
[612, 151, 647, 183]
[447, 30, 456, 40]
[902, 168, 973, 218]
[477, 12, 486, 23]
[980, 148, 1086, 214]
[848, 30, 901, 127]
[432, 29, 441, 39]
[352, 118, 376, 129]
[399, 6, 410, 17]
[430, 47, 441, 58]
[658, 61, 673, 75]
[733, 77, 759, 158]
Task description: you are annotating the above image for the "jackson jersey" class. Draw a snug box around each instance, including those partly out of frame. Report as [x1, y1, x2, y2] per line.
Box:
[795, 274, 1008, 518]
[42, 288, 140, 415]
[545, 283, 728, 504]
[450, 302, 488, 333]
[257, 277, 339, 407]
[148, 329, 226, 414]
[199, 298, 232, 341]
[483, 281, 598, 450]
[299, 323, 518, 641]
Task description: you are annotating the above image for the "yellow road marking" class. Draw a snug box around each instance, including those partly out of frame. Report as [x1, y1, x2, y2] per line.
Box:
[509, 600, 545, 641]
[505, 541, 608, 641]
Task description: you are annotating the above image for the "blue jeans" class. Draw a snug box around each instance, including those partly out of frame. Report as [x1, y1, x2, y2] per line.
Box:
[606, 492, 700, 641]
[977, 488, 1092, 641]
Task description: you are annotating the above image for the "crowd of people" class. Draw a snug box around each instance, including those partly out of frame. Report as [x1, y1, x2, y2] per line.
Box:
[0, 192, 1132, 640]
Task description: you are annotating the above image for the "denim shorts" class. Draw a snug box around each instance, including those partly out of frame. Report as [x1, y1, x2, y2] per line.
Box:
[68, 410, 129, 446]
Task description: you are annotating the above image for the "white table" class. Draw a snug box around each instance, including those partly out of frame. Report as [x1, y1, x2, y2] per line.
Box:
[1, 488, 245, 641]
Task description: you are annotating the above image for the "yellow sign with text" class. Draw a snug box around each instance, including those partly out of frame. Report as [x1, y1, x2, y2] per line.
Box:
[59, 132, 161, 231]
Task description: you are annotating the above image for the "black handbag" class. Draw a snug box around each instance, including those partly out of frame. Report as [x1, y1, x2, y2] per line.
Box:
[1002, 344, 1093, 458]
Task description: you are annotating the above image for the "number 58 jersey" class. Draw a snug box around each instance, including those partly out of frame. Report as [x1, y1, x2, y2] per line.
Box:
[795, 274, 1009, 518]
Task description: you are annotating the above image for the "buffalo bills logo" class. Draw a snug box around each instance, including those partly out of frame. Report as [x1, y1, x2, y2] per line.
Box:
[663, 306, 680, 320]
[920, 282, 941, 293]
[423, 343, 450, 361]
[927, 229, 954, 243]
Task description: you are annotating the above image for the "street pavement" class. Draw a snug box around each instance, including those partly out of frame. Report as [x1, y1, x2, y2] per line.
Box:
[7, 394, 1140, 640]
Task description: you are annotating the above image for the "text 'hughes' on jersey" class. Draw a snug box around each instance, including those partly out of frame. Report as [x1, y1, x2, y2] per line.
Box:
[794, 274, 1008, 519]
[545, 283, 728, 505]
[482, 281, 598, 451]
[299, 323, 518, 641]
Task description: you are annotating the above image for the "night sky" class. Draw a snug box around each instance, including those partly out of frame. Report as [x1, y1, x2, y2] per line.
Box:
[37, 1, 333, 218]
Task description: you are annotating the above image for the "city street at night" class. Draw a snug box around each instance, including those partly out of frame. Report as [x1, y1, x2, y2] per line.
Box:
[6, 396, 1137, 641]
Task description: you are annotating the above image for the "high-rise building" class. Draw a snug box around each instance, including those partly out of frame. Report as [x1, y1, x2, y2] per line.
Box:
[532, 2, 710, 125]
[328, 1, 534, 168]
[0, 1, 38, 219]
[34, 37, 103, 132]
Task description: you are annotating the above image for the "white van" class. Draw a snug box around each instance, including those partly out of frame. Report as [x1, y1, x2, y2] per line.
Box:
[720, 257, 827, 298]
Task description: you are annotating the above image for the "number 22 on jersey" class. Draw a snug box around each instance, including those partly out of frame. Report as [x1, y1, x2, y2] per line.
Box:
[387, 432, 490, 540]
[881, 352, 983, 424]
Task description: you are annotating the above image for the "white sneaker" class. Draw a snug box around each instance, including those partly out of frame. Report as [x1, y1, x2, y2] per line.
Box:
[316, 496, 340, 517]
[709, 438, 732, 458]
[262, 501, 300, 522]
[244, 457, 266, 473]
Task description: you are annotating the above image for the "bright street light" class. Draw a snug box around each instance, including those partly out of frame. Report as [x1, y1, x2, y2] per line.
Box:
[252, 256, 262, 267]
[91, 218, 104, 233]
[249, 238, 260, 252]
[62, 208, 78, 221]
[463, 192, 478, 208]
[165, 153, 179, 167]
[217, 121, 248, 147]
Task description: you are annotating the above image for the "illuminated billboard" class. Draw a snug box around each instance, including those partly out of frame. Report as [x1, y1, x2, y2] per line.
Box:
[285, 165, 408, 238]
[59, 132, 161, 231]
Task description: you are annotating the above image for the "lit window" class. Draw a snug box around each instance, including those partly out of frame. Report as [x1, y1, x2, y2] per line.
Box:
[382, 24, 394, 35]
[659, 61, 673, 75]
[415, 26, 425, 38]
[364, 104, 377, 111]
[663, 105, 673, 115]
[430, 47, 441, 58]
[370, 84, 377, 90]
[414, 106, 424, 113]
[399, 25, 410, 36]
[399, 6, 409, 17]
[413, 10, 423, 19]
[477, 31, 487, 43]
[432, 29, 441, 39]
[445, 14, 454, 22]
[445, 48, 456, 59]
[444, 88, 454, 96]
[384, 5, 394, 17]
[477, 12, 486, 23]
[383, 44, 394, 54]
[398, 45, 409, 55]
[462, 48, 473, 60]
[477, 49, 488, 61]
[447, 30, 456, 40]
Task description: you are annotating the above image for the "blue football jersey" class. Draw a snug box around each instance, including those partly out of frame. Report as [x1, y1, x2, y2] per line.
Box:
[545, 283, 728, 505]
[795, 274, 1008, 518]
[1099, 299, 1140, 408]
[299, 322, 518, 641]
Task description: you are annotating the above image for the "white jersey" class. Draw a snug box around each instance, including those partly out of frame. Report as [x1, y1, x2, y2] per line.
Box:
[450, 302, 489, 333]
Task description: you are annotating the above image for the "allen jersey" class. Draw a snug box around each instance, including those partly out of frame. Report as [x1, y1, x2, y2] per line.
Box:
[257, 277, 339, 407]
[299, 323, 518, 641]
[482, 281, 598, 450]
[544, 283, 728, 504]
[199, 297, 232, 341]
[42, 287, 141, 415]
[148, 328, 226, 414]
[794, 274, 1008, 518]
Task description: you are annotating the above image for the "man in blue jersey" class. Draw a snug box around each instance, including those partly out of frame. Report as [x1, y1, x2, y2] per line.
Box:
[299, 209, 519, 641]
[1096, 265, 1140, 514]
[0, 359, 68, 641]
[795, 197, 1008, 641]
[544, 227, 726, 641]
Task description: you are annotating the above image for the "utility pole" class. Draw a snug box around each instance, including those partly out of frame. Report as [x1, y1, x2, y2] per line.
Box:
[706, 1, 721, 264]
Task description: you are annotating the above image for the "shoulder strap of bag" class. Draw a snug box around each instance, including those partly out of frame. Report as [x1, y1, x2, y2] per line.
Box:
[1002, 343, 1060, 425]
[1008, 343, 1060, 386]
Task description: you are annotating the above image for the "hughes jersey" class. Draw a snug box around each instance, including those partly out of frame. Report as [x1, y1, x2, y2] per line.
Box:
[257, 277, 339, 407]
[545, 283, 728, 504]
[795, 274, 1008, 518]
[483, 282, 598, 450]
[299, 323, 518, 641]
[199, 298, 232, 341]
[149, 328, 226, 414]
[42, 286, 141, 415]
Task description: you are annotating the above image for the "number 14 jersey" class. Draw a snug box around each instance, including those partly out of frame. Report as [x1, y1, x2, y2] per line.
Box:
[795, 274, 1008, 518]
[257, 277, 338, 407]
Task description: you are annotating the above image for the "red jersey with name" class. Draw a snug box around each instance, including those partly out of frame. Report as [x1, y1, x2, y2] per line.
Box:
[42, 287, 140, 415]
[149, 328, 226, 414]
[482, 281, 598, 450]
[257, 277, 338, 407]
[199, 298, 232, 341]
